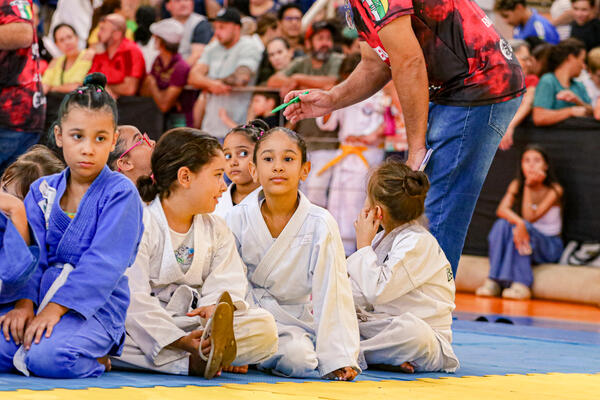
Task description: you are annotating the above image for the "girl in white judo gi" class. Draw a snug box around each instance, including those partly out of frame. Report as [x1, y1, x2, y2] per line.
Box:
[227, 127, 361, 381]
[213, 120, 265, 218]
[114, 128, 278, 379]
[349, 160, 459, 373]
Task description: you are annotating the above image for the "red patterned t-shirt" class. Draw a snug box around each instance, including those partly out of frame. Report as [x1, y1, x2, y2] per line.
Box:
[348, 0, 525, 106]
[0, 0, 45, 132]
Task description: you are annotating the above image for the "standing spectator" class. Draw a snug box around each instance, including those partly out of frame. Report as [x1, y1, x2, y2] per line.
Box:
[140, 19, 196, 128]
[496, 0, 560, 44]
[268, 20, 344, 208]
[569, 0, 600, 51]
[165, 0, 213, 66]
[134, 5, 159, 73]
[42, 23, 94, 93]
[277, 3, 303, 54]
[89, 13, 146, 98]
[0, 0, 45, 174]
[188, 8, 263, 139]
[533, 38, 592, 125]
[500, 40, 538, 150]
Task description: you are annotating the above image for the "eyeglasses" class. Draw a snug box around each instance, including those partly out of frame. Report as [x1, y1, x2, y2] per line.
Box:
[117, 133, 152, 172]
[283, 16, 301, 22]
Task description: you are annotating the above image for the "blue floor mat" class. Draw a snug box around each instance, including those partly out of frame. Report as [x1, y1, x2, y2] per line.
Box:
[1, 320, 599, 391]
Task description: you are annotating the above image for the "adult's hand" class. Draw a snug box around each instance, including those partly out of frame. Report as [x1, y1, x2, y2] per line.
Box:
[406, 146, 429, 171]
[283, 89, 335, 123]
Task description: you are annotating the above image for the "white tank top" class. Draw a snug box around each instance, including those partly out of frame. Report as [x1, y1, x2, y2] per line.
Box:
[532, 206, 562, 237]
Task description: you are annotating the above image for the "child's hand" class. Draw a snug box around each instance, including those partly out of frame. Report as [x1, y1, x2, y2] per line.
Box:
[525, 168, 546, 186]
[23, 302, 68, 349]
[0, 299, 34, 345]
[187, 304, 216, 320]
[171, 329, 210, 355]
[0, 191, 25, 216]
[355, 207, 381, 250]
[327, 366, 358, 381]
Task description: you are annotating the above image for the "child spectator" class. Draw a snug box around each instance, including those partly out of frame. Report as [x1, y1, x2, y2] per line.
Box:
[89, 14, 146, 98]
[140, 19, 196, 129]
[477, 145, 563, 300]
[533, 38, 592, 125]
[316, 53, 386, 255]
[219, 91, 281, 129]
[495, 0, 560, 44]
[214, 120, 265, 217]
[349, 160, 459, 373]
[108, 125, 155, 185]
[43, 24, 94, 94]
[569, 0, 600, 51]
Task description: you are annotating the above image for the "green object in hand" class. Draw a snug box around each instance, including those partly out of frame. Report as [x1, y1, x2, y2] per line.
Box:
[270, 90, 310, 114]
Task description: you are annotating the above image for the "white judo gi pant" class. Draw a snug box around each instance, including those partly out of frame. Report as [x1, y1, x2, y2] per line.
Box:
[359, 313, 459, 373]
[113, 308, 278, 374]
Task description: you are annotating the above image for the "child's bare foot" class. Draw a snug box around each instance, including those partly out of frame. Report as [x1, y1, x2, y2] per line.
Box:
[398, 362, 415, 374]
[371, 362, 415, 373]
[97, 356, 111, 372]
[222, 364, 248, 374]
[327, 366, 357, 381]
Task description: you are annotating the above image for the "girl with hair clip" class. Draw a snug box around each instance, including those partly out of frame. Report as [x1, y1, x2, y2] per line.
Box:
[0, 146, 64, 296]
[226, 128, 361, 381]
[477, 145, 564, 300]
[348, 160, 459, 374]
[0, 73, 144, 378]
[213, 120, 267, 218]
[115, 128, 277, 379]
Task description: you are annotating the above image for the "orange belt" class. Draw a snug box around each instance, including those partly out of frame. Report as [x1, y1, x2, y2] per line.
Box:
[317, 144, 369, 176]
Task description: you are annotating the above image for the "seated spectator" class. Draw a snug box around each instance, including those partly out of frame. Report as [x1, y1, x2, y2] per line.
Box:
[476, 145, 563, 300]
[531, 42, 554, 77]
[219, 90, 280, 129]
[140, 19, 196, 128]
[42, 24, 94, 94]
[500, 40, 538, 150]
[256, 12, 279, 47]
[188, 8, 263, 139]
[165, 0, 213, 66]
[532, 38, 592, 125]
[134, 5, 159, 73]
[496, 0, 560, 44]
[257, 36, 294, 84]
[89, 13, 146, 98]
[277, 3, 304, 55]
[108, 125, 154, 184]
[88, 0, 136, 46]
[250, 0, 279, 18]
[577, 47, 600, 117]
[569, 0, 600, 51]
[42, 0, 96, 58]
[340, 28, 360, 55]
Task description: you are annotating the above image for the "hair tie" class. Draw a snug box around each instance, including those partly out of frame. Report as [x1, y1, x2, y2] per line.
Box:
[96, 88, 102, 93]
[150, 173, 156, 184]
[77, 90, 83, 94]
[259, 130, 265, 137]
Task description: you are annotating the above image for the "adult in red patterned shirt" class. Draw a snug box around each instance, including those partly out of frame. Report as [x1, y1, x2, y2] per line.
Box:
[0, 0, 45, 175]
[89, 13, 145, 99]
[285, 0, 525, 278]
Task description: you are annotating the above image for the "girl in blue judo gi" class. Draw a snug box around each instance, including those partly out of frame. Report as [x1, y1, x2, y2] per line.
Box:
[0, 73, 144, 378]
[476, 145, 564, 300]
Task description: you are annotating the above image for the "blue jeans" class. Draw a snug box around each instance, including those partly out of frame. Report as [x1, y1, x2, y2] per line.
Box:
[0, 128, 40, 175]
[424, 97, 522, 277]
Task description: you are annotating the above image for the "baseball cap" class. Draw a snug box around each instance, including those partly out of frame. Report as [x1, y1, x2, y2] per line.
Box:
[212, 8, 242, 25]
[150, 19, 184, 44]
[305, 20, 337, 42]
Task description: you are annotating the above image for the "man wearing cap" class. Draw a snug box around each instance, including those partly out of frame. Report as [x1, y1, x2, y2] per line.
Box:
[89, 13, 145, 98]
[188, 8, 263, 138]
[267, 20, 344, 208]
[140, 19, 196, 129]
[164, 0, 213, 67]
[284, 0, 525, 279]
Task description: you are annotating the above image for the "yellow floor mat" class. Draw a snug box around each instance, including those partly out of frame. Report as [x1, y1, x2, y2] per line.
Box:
[4, 373, 599, 400]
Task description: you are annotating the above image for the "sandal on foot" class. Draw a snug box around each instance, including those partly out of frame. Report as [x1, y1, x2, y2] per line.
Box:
[200, 302, 236, 379]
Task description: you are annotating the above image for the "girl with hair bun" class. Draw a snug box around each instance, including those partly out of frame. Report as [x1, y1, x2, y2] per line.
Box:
[348, 160, 459, 374]
[116, 128, 277, 379]
[214, 120, 267, 218]
[0, 73, 144, 378]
